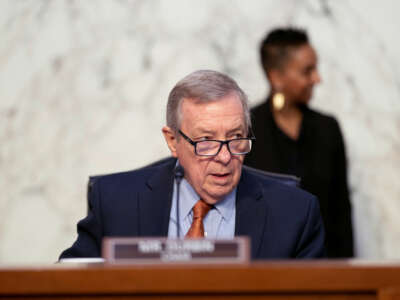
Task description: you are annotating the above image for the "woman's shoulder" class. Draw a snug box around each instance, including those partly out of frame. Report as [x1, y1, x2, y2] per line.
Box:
[305, 106, 340, 130]
[251, 100, 269, 115]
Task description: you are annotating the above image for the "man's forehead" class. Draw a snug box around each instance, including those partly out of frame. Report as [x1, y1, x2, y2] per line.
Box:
[180, 95, 243, 112]
[190, 121, 246, 133]
[178, 95, 246, 131]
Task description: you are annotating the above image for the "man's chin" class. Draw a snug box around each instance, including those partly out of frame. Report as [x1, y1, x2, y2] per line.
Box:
[202, 186, 234, 204]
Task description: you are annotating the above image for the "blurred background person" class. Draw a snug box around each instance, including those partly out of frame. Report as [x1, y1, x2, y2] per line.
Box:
[245, 28, 353, 258]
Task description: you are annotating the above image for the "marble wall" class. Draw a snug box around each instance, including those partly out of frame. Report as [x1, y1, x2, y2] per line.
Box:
[1, 0, 399, 264]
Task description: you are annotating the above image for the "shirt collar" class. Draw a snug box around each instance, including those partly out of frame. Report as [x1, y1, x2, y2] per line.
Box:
[180, 178, 200, 220]
[180, 177, 236, 222]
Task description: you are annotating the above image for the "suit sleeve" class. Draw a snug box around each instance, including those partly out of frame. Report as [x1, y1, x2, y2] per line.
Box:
[59, 178, 103, 259]
[295, 195, 326, 258]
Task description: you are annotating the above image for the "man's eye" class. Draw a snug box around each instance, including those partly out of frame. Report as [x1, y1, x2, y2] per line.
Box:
[233, 133, 244, 139]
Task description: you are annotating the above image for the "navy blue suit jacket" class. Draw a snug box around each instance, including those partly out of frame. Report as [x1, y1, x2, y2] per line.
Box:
[60, 157, 325, 259]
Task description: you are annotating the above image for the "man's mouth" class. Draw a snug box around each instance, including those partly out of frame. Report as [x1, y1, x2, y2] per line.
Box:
[211, 173, 230, 179]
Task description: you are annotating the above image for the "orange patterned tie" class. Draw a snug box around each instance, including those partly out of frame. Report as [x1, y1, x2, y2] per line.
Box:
[185, 199, 212, 238]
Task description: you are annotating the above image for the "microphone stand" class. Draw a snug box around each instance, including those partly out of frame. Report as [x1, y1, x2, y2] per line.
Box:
[174, 165, 184, 238]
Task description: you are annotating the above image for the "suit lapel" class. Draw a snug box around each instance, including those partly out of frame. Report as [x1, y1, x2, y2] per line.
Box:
[138, 158, 176, 237]
[235, 168, 267, 258]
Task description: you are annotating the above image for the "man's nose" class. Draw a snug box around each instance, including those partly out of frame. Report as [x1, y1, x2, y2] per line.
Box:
[215, 143, 232, 164]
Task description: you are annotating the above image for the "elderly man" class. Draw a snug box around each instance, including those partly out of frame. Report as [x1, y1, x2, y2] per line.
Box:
[60, 70, 325, 259]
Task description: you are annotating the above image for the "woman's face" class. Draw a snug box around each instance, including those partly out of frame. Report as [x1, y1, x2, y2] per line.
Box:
[273, 44, 321, 104]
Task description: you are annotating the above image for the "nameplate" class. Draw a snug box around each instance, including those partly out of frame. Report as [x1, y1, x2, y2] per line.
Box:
[102, 237, 250, 264]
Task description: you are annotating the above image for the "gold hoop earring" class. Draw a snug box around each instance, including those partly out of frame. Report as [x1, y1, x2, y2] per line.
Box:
[272, 93, 285, 111]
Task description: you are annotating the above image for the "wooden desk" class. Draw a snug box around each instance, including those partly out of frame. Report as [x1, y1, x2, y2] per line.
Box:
[1, 261, 400, 299]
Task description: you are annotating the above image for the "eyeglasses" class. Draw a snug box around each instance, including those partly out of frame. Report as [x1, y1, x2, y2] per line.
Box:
[178, 130, 255, 157]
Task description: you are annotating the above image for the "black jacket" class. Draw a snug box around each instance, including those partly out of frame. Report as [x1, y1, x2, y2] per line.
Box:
[245, 100, 353, 258]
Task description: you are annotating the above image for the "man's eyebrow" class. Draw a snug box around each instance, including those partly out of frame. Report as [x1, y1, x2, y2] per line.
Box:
[226, 125, 245, 135]
[191, 125, 245, 137]
[191, 128, 215, 136]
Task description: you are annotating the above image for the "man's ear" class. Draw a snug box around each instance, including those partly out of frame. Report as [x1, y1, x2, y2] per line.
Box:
[162, 126, 178, 158]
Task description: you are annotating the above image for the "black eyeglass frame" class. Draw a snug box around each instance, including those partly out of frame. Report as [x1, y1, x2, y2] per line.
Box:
[178, 130, 256, 157]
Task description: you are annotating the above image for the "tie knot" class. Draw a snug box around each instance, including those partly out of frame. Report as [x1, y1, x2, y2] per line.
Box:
[192, 199, 212, 220]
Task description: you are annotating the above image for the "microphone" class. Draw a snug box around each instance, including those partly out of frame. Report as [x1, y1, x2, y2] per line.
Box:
[174, 165, 184, 183]
[174, 165, 184, 238]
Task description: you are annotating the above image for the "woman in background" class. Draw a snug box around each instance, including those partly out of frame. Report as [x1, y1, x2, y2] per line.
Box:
[245, 28, 353, 257]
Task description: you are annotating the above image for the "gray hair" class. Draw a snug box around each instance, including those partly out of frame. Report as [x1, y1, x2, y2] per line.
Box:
[166, 70, 251, 133]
